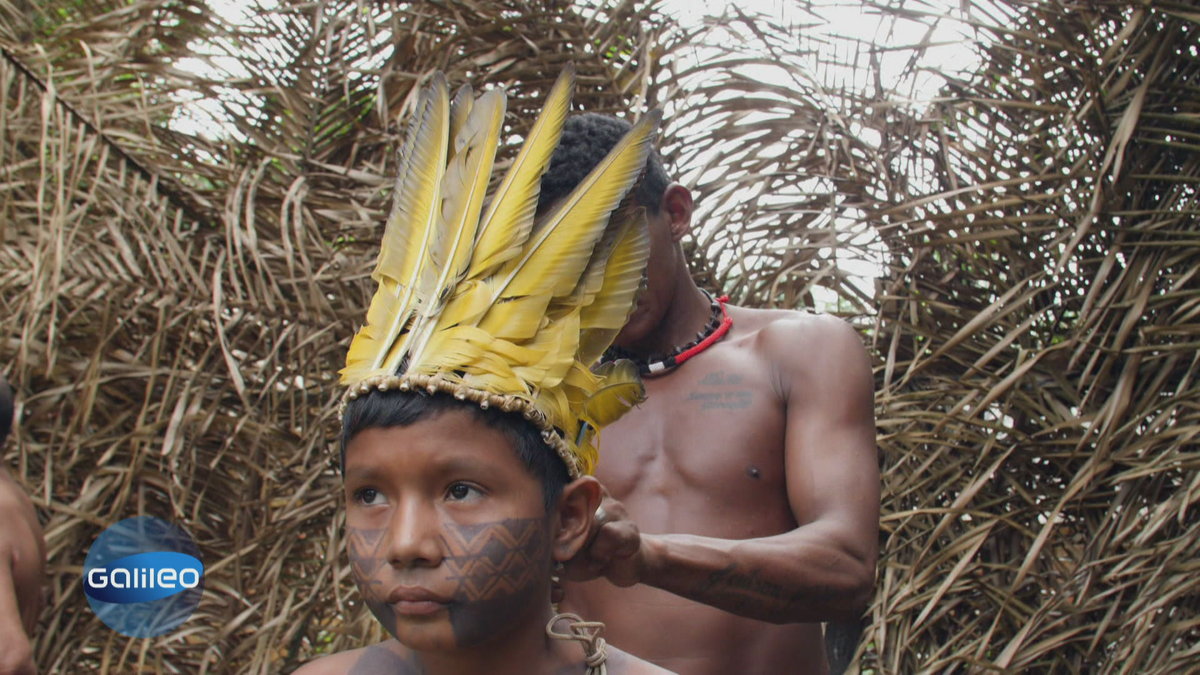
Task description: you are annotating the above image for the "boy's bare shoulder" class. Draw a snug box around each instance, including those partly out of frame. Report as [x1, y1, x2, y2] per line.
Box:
[290, 649, 360, 675]
[292, 641, 420, 675]
[604, 645, 679, 675]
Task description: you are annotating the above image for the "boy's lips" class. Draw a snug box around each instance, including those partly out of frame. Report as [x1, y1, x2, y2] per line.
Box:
[387, 585, 451, 616]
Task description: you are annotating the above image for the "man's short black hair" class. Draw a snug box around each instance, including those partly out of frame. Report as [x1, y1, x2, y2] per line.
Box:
[340, 390, 571, 511]
[537, 113, 669, 216]
[0, 373, 13, 446]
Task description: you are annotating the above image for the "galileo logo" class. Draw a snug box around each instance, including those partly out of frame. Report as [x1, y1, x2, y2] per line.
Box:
[83, 516, 204, 637]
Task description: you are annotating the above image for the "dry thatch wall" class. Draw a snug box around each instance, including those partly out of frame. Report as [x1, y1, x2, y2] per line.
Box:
[0, 0, 661, 671]
[659, 2, 1200, 672]
[0, 0, 1197, 673]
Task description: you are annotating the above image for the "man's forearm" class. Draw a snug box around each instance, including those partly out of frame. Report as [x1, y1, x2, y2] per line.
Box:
[639, 529, 873, 624]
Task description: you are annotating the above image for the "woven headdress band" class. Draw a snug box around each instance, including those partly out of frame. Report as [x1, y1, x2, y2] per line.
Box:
[339, 65, 657, 478]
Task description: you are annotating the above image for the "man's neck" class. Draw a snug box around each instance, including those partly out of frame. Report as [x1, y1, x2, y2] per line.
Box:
[626, 276, 713, 357]
[413, 604, 576, 675]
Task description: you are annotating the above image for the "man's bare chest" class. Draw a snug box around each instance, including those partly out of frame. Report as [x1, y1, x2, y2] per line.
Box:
[596, 348, 789, 504]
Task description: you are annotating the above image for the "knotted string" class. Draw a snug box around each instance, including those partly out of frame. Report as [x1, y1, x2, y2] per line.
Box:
[547, 613, 608, 674]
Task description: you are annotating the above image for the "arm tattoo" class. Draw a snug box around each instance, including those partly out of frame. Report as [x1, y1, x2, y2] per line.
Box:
[693, 563, 834, 620]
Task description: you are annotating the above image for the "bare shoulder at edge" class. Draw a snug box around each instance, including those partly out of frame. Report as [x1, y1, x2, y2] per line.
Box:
[734, 305, 865, 356]
[290, 644, 408, 675]
[604, 645, 680, 675]
[290, 649, 361, 675]
[729, 302, 855, 333]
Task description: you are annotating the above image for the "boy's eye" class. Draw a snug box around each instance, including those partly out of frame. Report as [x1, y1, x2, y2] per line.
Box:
[447, 483, 482, 502]
[355, 488, 385, 506]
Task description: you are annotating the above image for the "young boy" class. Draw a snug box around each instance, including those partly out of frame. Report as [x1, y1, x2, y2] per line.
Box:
[296, 390, 672, 674]
[295, 66, 677, 675]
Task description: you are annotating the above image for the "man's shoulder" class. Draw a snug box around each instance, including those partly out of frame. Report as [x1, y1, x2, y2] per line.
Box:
[730, 306, 865, 362]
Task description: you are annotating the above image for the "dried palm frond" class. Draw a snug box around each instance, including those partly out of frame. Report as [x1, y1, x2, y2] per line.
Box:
[656, 1, 1199, 672]
[0, 0, 662, 672]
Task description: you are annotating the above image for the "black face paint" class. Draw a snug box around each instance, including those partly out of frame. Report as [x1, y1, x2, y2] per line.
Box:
[348, 516, 551, 649]
[348, 644, 425, 675]
[441, 517, 550, 647]
[347, 525, 398, 637]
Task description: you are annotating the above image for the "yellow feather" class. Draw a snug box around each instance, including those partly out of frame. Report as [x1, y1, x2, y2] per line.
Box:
[577, 208, 651, 365]
[547, 203, 638, 323]
[406, 89, 506, 369]
[535, 385, 573, 436]
[582, 360, 646, 428]
[373, 94, 426, 283]
[343, 74, 450, 381]
[341, 278, 406, 383]
[469, 110, 662, 342]
[447, 84, 474, 162]
[478, 292, 552, 340]
[513, 311, 579, 389]
[469, 64, 575, 277]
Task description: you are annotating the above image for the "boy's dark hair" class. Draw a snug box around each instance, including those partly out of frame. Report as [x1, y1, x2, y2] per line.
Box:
[340, 390, 571, 511]
[0, 373, 13, 446]
[537, 113, 669, 216]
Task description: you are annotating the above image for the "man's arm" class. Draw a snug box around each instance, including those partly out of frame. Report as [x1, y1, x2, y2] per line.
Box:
[0, 373, 43, 674]
[0, 470, 42, 675]
[567, 315, 880, 624]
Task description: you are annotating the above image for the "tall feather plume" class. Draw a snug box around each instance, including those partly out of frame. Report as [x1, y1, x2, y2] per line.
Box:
[470, 110, 662, 341]
[577, 207, 652, 366]
[342, 65, 659, 480]
[447, 84, 474, 162]
[469, 64, 575, 278]
[404, 89, 506, 368]
[341, 74, 450, 383]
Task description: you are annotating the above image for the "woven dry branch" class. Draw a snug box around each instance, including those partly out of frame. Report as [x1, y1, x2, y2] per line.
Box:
[863, 3, 1200, 672]
[655, 1, 1199, 672]
[0, 0, 663, 672]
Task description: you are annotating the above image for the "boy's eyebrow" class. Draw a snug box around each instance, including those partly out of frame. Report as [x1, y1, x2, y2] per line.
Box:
[342, 465, 384, 482]
[431, 454, 495, 476]
[342, 454, 496, 480]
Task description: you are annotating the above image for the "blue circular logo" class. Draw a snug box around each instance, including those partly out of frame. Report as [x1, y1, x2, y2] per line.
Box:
[83, 516, 204, 638]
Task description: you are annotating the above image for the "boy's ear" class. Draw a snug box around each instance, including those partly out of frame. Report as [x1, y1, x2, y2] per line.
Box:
[551, 476, 603, 562]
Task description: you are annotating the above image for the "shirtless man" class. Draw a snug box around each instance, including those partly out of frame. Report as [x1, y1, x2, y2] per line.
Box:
[544, 115, 880, 675]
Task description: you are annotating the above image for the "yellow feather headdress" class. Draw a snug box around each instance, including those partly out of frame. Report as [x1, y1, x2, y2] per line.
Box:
[340, 65, 657, 478]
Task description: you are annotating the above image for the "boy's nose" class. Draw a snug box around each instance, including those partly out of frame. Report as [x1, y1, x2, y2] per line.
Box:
[386, 497, 444, 568]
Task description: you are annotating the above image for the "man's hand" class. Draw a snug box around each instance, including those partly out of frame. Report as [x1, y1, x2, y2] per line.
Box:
[560, 487, 653, 588]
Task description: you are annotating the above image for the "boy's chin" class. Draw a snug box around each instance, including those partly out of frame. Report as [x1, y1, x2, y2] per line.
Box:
[391, 617, 460, 653]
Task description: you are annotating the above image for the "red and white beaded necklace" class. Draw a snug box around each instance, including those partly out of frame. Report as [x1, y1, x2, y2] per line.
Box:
[601, 290, 733, 376]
